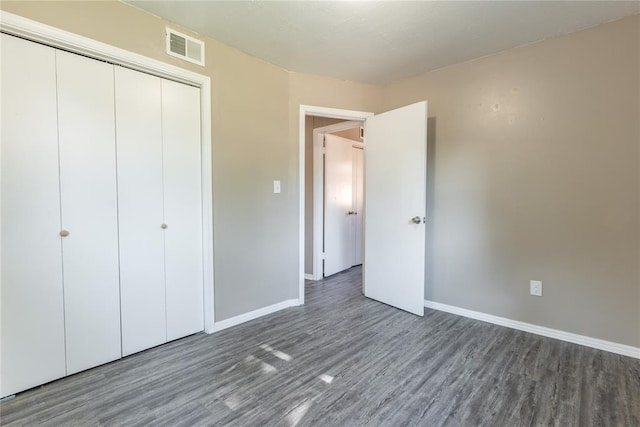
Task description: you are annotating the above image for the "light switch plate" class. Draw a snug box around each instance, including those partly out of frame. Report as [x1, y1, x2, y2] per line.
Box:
[530, 280, 542, 297]
[273, 180, 281, 194]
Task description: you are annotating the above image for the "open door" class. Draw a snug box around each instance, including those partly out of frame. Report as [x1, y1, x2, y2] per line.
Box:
[363, 101, 427, 316]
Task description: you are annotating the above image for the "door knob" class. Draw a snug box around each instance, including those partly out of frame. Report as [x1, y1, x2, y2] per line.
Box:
[411, 216, 422, 224]
[59, 230, 70, 237]
[347, 211, 355, 215]
[161, 223, 168, 229]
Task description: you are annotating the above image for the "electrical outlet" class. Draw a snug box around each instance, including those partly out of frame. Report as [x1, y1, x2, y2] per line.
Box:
[530, 280, 542, 297]
[273, 180, 281, 194]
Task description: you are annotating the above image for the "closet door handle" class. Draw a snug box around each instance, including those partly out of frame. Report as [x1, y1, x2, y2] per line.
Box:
[59, 230, 70, 237]
[161, 223, 168, 229]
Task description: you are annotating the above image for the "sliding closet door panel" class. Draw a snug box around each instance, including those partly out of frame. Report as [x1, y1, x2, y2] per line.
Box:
[56, 51, 121, 374]
[115, 66, 166, 356]
[0, 35, 66, 397]
[161, 80, 204, 340]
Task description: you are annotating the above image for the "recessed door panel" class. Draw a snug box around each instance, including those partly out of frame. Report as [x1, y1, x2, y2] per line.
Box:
[57, 50, 122, 373]
[115, 66, 167, 356]
[0, 34, 66, 397]
[161, 79, 204, 341]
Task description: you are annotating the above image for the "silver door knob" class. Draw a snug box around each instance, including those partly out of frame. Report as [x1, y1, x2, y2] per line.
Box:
[411, 216, 421, 224]
[59, 230, 70, 237]
[161, 224, 168, 229]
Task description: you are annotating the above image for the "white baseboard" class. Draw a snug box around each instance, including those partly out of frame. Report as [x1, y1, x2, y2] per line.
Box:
[210, 299, 300, 333]
[424, 300, 640, 359]
[304, 274, 315, 281]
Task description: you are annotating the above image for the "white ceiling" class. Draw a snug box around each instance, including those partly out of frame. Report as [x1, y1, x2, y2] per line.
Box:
[126, 1, 640, 84]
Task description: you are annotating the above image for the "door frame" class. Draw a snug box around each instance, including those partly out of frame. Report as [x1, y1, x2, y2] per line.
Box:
[1, 11, 217, 333]
[299, 105, 373, 304]
[311, 125, 364, 281]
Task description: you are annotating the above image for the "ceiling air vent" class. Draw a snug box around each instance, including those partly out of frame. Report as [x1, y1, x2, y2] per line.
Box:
[166, 28, 205, 66]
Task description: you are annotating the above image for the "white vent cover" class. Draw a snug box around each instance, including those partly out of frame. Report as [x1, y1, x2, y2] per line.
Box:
[166, 28, 205, 66]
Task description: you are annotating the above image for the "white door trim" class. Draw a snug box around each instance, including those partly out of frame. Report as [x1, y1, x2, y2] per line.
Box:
[0, 11, 216, 334]
[299, 105, 373, 304]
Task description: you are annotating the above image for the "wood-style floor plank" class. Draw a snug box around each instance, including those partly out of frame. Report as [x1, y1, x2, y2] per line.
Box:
[1, 266, 638, 426]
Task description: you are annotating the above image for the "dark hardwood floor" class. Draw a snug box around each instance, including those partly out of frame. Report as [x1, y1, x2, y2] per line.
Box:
[2, 266, 639, 426]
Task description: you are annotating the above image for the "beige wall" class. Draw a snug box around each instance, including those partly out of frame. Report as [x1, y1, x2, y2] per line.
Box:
[0, 1, 381, 320]
[382, 15, 640, 347]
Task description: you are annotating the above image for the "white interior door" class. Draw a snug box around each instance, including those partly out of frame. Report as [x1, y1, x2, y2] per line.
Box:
[324, 134, 355, 276]
[0, 34, 67, 397]
[56, 50, 122, 374]
[161, 79, 204, 341]
[353, 147, 364, 266]
[363, 101, 427, 316]
[115, 66, 167, 356]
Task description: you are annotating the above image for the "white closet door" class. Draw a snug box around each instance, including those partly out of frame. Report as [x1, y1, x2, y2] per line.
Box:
[353, 147, 364, 266]
[56, 51, 121, 374]
[0, 34, 66, 397]
[324, 134, 355, 276]
[115, 66, 167, 356]
[161, 80, 204, 341]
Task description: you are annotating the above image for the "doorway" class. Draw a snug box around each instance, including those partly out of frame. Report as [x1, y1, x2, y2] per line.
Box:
[298, 103, 428, 315]
[298, 106, 373, 304]
[306, 121, 364, 280]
